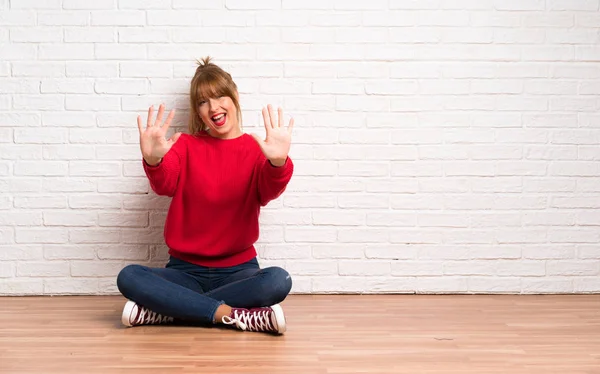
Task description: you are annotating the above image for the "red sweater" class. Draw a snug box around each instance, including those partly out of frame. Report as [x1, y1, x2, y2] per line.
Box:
[142, 131, 293, 267]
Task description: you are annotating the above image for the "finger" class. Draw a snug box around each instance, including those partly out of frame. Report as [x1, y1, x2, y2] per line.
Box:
[162, 109, 176, 134]
[146, 106, 154, 128]
[278, 107, 283, 128]
[287, 117, 294, 135]
[137, 115, 143, 135]
[268, 104, 276, 129]
[155, 103, 165, 127]
[262, 107, 271, 133]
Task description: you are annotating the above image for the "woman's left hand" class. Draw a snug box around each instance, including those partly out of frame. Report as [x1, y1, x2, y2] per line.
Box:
[251, 105, 294, 167]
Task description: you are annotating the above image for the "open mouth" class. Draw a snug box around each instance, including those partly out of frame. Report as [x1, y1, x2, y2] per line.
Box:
[211, 113, 226, 127]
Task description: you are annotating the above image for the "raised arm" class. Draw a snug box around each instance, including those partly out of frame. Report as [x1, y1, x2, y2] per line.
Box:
[251, 105, 295, 205]
[138, 104, 183, 197]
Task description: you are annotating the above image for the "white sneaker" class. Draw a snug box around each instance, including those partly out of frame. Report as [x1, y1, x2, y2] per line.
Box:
[121, 300, 174, 327]
[222, 304, 286, 334]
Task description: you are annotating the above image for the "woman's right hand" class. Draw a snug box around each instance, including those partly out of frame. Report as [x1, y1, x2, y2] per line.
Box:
[137, 104, 181, 166]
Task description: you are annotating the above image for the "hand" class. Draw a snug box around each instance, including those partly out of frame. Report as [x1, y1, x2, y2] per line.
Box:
[137, 104, 181, 166]
[250, 105, 294, 167]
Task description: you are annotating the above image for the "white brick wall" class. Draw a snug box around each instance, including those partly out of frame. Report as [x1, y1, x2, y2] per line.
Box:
[1, 0, 599, 295]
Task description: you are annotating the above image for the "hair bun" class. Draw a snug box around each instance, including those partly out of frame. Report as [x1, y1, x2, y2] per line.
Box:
[196, 56, 213, 67]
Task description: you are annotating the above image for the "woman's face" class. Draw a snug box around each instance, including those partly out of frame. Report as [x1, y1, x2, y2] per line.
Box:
[198, 95, 240, 139]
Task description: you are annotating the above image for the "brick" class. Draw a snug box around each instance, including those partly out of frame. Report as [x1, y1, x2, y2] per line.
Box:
[0, 44, 36, 60]
[98, 212, 148, 227]
[392, 162, 443, 177]
[468, 244, 521, 260]
[69, 194, 122, 209]
[523, 246, 575, 260]
[285, 227, 336, 243]
[96, 44, 147, 61]
[547, 0, 599, 10]
[259, 244, 311, 260]
[43, 145, 95, 160]
[522, 278, 574, 294]
[286, 261, 337, 276]
[10, 27, 62, 42]
[367, 211, 417, 227]
[67, 62, 118, 77]
[39, 44, 94, 60]
[226, 0, 280, 9]
[444, 261, 496, 276]
[549, 228, 600, 243]
[41, 79, 94, 94]
[65, 95, 120, 111]
[17, 261, 69, 277]
[44, 245, 97, 260]
[419, 177, 469, 193]
[392, 261, 443, 276]
[173, 0, 224, 8]
[338, 161, 389, 177]
[417, 213, 468, 228]
[44, 177, 96, 192]
[70, 229, 121, 244]
[64, 27, 116, 42]
[71, 261, 126, 277]
[339, 261, 390, 276]
[310, 12, 360, 26]
[574, 278, 600, 293]
[119, 0, 170, 8]
[0, 178, 41, 193]
[149, 212, 166, 227]
[0, 279, 43, 295]
[390, 229, 443, 244]
[391, 194, 444, 210]
[14, 195, 66, 209]
[38, 11, 88, 25]
[260, 210, 311, 225]
[43, 211, 98, 226]
[44, 278, 99, 294]
[0, 245, 43, 260]
[0, 144, 42, 159]
[97, 245, 149, 260]
[468, 277, 521, 293]
[14, 161, 67, 176]
[547, 261, 599, 276]
[0, 262, 14, 278]
[69, 161, 120, 176]
[313, 210, 364, 226]
[339, 228, 390, 243]
[12, 62, 64, 78]
[91, 11, 144, 26]
[15, 228, 68, 244]
[13, 95, 64, 111]
[312, 244, 365, 259]
[0, 228, 13, 243]
[416, 277, 468, 293]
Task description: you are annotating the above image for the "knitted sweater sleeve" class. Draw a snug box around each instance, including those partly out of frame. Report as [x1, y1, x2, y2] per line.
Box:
[142, 136, 186, 197]
[256, 155, 294, 206]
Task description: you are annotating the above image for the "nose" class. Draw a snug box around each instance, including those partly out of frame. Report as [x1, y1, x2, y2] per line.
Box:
[208, 98, 219, 112]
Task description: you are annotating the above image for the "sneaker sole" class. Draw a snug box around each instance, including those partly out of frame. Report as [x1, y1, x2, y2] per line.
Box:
[270, 304, 286, 334]
[121, 300, 136, 327]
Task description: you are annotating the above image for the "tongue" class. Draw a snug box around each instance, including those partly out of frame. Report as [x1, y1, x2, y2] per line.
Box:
[214, 114, 226, 127]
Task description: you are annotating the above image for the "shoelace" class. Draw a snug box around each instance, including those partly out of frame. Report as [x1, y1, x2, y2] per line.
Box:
[136, 306, 173, 325]
[222, 309, 274, 332]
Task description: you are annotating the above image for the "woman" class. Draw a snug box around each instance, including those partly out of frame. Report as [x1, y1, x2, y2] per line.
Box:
[116, 57, 294, 335]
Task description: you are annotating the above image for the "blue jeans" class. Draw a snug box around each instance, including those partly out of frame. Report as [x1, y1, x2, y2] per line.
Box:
[116, 256, 292, 324]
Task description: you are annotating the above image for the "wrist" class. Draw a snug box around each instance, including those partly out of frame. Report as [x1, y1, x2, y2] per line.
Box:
[144, 157, 162, 166]
[269, 157, 287, 168]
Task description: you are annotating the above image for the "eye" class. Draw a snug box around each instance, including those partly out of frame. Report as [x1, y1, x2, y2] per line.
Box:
[199, 100, 206, 105]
